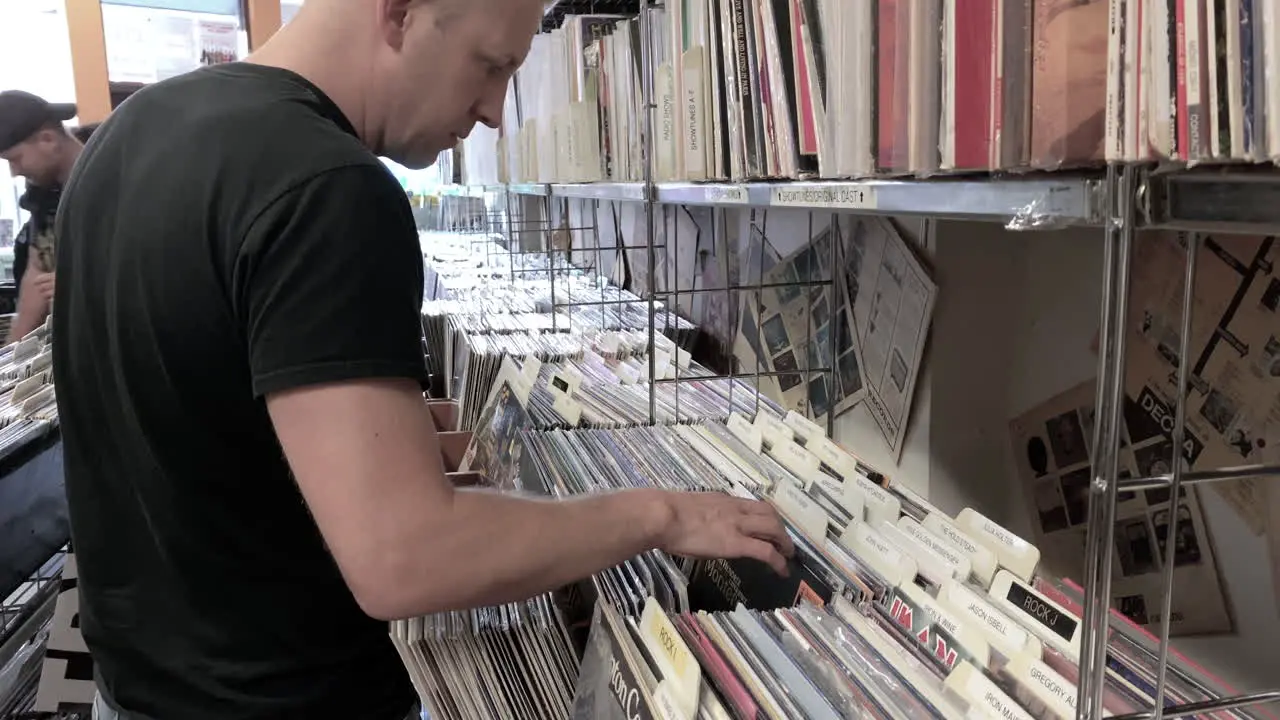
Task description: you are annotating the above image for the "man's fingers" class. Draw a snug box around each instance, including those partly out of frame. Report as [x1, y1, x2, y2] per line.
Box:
[736, 512, 795, 556]
[736, 537, 790, 576]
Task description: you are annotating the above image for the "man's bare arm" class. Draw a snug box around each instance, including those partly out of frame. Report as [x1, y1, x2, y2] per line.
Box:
[268, 378, 792, 621]
[8, 269, 50, 344]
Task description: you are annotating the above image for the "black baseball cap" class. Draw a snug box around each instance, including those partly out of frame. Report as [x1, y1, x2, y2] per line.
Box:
[0, 91, 77, 153]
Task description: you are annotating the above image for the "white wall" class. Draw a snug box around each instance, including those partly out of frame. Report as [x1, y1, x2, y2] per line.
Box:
[553, 198, 1280, 694]
[931, 225, 1280, 693]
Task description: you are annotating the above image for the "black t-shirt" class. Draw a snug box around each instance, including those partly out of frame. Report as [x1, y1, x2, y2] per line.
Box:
[52, 63, 424, 720]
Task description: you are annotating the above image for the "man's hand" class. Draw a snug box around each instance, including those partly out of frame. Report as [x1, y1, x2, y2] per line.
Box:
[31, 272, 55, 304]
[657, 493, 795, 575]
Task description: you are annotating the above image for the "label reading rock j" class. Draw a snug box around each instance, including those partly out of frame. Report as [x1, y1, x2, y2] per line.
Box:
[1005, 578, 1078, 642]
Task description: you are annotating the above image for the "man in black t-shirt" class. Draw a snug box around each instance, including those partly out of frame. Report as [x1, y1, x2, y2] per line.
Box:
[0, 90, 84, 342]
[54, 1, 794, 718]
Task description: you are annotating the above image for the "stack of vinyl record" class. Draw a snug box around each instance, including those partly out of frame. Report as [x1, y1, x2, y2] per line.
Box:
[0, 322, 58, 462]
[398, 368, 1262, 720]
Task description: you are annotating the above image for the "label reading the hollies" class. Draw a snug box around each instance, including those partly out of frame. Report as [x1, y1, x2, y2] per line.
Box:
[922, 513, 998, 587]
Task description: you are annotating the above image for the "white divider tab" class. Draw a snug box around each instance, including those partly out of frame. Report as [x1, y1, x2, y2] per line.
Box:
[673, 346, 692, 370]
[838, 520, 915, 588]
[520, 356, 543, 384]
[848, 474, 901, 528]
[957, 508, 1040, 583]
[551, 393, 583, 426]
[769, 441, 821, 484]
[726, 413, 763, 454]
[895, 516, 973, 584]
[878, 521, 957, 588]
[773, 480, 829, 540]
[809, 438, 861, 481]
[945, 662, 1035, 720]
[942, 581, 1042, 660]
[1006, 652, 1079, 720]
[753, 412, 794, 446]
[615, 361, 642, 385]
[783, 410, 824, 443]
[639, 598, 701, 719]
[12, 375, 44, 404]
[599, 333, 622, 354]
[920, 513, 999, 588]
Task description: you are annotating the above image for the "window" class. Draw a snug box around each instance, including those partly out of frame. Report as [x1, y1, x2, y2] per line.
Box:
[281, 0, 303, 26]
[0, 0, 76, 259]
[101, 1, 247, 88]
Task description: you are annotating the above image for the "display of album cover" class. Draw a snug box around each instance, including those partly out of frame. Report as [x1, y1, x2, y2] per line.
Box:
[1009, 380, 1232, 636]
[733, 215, 935, 460]
[1121, 231, 1280, 614]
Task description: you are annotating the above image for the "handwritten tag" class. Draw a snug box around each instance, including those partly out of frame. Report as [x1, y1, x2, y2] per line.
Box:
[640, 598, 701, 717]
[770, 441, 820, 483]
[726, 413, 763, 454]
[920, 513, 998, 588]
[774, 480, 828, 540]
[957, 508, 1040, 582]
[753, 412, 794, 446]
[783, 410, 824, 442]
[838, 520, 916, 588]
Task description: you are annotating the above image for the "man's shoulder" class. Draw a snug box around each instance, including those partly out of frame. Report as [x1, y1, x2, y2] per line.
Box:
[98, 64, 386, 191]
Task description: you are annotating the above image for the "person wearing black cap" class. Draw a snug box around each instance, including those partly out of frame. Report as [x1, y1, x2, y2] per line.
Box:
[0, 90, 82, 343]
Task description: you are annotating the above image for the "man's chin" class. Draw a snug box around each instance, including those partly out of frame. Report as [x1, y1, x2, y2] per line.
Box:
[385, 145, 444, 171]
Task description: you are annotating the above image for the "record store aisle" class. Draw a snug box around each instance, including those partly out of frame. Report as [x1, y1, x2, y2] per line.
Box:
[7, 0, 1280, 716]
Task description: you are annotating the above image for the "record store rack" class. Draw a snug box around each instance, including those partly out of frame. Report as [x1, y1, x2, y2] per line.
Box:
[425, 0, 1280, 717]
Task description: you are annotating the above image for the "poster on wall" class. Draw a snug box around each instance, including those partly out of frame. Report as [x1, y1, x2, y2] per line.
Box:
[1119, 231, 1280, 616]
[198, 20, 239, 65]
[1009, 379, 1233, 636]
[734, 214, 934, 461]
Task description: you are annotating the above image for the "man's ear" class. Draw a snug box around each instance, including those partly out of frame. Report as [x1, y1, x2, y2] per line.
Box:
[377, 0, 416, 50]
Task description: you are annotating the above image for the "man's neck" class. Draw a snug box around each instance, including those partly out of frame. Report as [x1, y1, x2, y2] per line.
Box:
[55, 141, 83, 186]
